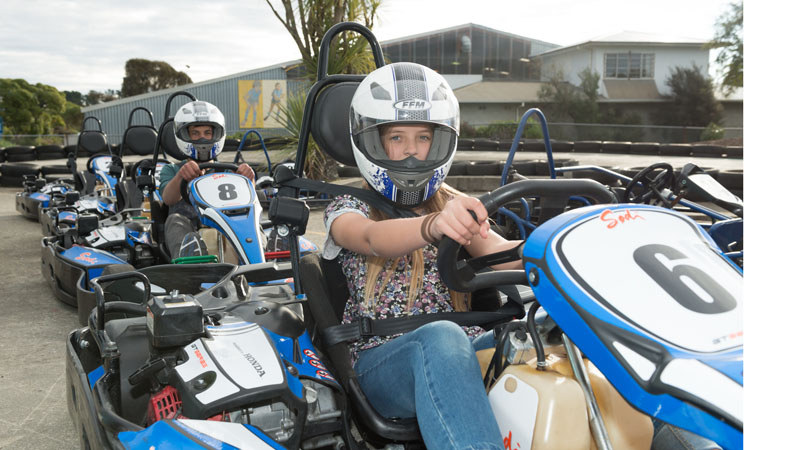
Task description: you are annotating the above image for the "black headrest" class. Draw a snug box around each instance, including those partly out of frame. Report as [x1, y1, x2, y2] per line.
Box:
[159, 118, 187, 161]
[78, 130, 109, 155]
[311, 82, 358, 167]
[123, 126, 158, 156]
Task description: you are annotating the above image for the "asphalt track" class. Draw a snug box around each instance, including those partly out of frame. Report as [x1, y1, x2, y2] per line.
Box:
[0, 151, 742, 449]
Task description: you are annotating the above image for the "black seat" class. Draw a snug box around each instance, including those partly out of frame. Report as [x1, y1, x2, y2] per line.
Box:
[288, 23, 424, 446]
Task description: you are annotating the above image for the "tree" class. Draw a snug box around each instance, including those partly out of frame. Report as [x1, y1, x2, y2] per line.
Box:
[84, 89, 120, 106]
[62, 90, 84, 106]
[659, 65, 723, 128]
[264, 0, 383, 180]
[705, 1, 743, 93]
[264, 0, 381, 80]
[121, 58, 192, 97]
[0, 78, 66, 135]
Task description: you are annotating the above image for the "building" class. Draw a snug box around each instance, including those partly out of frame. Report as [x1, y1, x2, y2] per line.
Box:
[81, 25, 741, 144]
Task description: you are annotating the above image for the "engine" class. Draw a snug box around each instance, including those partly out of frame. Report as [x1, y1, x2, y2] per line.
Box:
[136, 292, 346, 448]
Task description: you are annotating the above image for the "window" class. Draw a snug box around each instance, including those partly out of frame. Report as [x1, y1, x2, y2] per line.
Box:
[604, 52, 654, 79]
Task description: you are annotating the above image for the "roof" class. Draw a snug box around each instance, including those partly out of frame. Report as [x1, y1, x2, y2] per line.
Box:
[380, 23, 557, 49]
[82, 59, 301, 113]
[538, 30, 708, 58]
[453, 81, 545, 103]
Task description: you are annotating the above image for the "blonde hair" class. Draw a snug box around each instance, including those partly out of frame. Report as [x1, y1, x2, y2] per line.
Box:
[362, 183, 471, 313]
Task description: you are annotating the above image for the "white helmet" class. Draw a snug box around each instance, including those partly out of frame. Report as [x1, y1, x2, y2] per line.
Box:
[350, 62, 459, 207]
[174, 101, 226, 161]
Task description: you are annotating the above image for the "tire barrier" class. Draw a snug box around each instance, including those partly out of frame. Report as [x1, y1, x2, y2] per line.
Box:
[658, 143, 693, 157]
[690, 144, 726, 158]
[466, 160, 504, 175]
[630, 142, 660, 155]
[717, 169, 743, 190]
[601, 141, 631, 154]
[456, 138, 474, 151]
[448, 161, 468, 176]
[472, 138, 500, 151]
[336, 164, 361, 178]
[550, 141, 574, 152]
[565, 166, 624, 186]
[1, 162, 39, 187]
[34, 145, 66, 160]
[3, 146, 36, 162]
[573, 140, 602, 153]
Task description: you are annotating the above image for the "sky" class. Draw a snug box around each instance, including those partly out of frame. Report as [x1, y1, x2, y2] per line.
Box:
[0, 0, 738, 94]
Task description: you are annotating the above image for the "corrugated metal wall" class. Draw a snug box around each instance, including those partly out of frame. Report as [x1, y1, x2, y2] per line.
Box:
[82, 63, 305, 144]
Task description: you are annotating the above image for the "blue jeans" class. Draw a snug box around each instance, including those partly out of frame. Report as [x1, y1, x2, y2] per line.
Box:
[652, 419, 721, 450]
[354, 321, 503, 450]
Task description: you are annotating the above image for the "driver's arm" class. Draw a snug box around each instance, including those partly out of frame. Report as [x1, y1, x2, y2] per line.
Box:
[162, 161, 202, 206]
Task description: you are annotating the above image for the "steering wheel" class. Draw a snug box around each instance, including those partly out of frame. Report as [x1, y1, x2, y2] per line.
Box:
[180, 162, 240, 204]
[437, 179, 617, 293]
[622, 162, 674, 205]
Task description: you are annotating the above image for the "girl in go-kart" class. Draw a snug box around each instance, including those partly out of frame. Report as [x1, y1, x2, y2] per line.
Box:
[322, 62, 521, 448]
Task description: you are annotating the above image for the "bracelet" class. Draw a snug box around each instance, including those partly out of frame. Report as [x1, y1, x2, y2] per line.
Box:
[420, 213, 440, 243]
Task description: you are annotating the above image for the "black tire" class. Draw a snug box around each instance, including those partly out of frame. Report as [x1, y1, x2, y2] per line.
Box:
[3, 146, 36, 162]
[521, 140, 546, 152]
[40, 164, 72, 175]
[550, 141, 574, 152]
[223, 138, 241, 152]
[1, 163, 40, 177]
[456, 138, 474, 151]
[466, 161, 503, 175]
[473, 138, 500, 151]
[725, 146, 743, 158]
[448, 161, 468, 176]
[690, 145, 726, 158]
[629, 142, 659, 155]
[0, 175, 26, 187]
[0, 149, 5, 163]
[717, 169, 743, 190]
[658, 144, 692, 156]
[601, 141, 631, 154]
[34, 145, 66, 160]
[572, 140, 602, 153]
[63, 144, 78, 157]
[510, 160, 537, 176]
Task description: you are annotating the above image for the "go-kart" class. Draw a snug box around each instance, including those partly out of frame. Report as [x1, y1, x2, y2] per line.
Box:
[15, 177, 73, 220]
[65, 262, 356, 449]
[496, 108, 743, 267]
[272, 22, 741, 450]
[38, 117, 124, 235]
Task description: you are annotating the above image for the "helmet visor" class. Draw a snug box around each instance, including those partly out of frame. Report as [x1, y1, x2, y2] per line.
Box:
[352, 120, 457, 172]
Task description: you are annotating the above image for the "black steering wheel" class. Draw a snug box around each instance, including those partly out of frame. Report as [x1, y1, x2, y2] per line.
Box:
[180, 162, 240, 204]
[437, 179, 617, 293]
[622, 162, 675, 205]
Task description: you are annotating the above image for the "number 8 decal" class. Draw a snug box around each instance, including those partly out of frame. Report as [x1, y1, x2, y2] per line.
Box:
[218, 183, 237, 201]
[634, 244, 736, 314]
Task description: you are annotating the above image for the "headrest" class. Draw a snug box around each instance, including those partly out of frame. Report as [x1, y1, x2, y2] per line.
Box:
[158, 118, 188, 161]
[78, 130, 109, 155]
[311, 82, 358, 167]
[123, 126, 158, 156]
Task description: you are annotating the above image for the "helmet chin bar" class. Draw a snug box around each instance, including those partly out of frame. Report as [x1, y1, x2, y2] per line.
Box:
[388, 168, 434, 190]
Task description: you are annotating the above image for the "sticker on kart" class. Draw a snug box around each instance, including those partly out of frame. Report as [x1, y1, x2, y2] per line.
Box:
[193, 173, 254, 208]
[552, 207, 742, 353]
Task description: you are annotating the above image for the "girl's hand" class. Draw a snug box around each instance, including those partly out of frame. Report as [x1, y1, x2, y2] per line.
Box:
[430, 195, 490, 246]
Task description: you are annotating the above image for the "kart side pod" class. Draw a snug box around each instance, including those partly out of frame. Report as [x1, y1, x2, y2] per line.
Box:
[476, 350, 653, 450]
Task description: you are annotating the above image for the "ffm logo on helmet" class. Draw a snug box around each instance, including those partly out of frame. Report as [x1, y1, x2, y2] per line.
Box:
[393, 99, 432, 111]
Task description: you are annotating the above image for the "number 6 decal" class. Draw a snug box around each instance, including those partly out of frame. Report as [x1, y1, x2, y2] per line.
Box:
[634, 244, 736, 314]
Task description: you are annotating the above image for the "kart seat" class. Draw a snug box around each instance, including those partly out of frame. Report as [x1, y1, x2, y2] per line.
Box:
[159, 118, 188, 161]
[299, 253, 423, 444]
[104, 317, 152, 426]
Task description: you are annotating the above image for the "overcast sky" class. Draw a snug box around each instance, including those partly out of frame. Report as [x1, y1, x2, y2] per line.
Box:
[1, 0, 737, 93]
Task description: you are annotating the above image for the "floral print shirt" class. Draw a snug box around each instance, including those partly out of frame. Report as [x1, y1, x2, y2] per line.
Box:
[322, 194, 485, 364]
